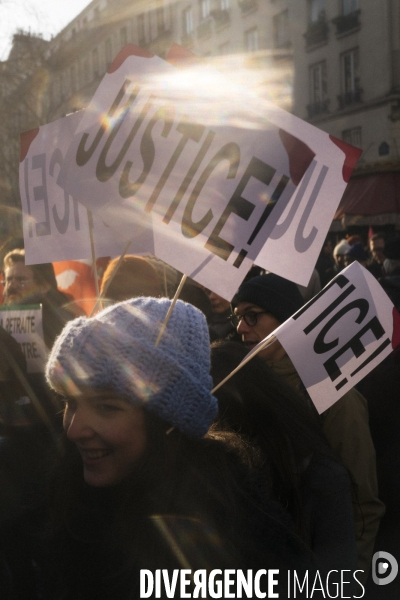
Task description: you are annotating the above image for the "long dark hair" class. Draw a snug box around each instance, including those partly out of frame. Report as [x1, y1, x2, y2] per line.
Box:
[45, 400, 318, 598]
[49, 408, 296, 560]
[210, 341, 332, 531]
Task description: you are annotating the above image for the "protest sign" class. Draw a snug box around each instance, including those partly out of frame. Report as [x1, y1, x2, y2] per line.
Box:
[19, 111, 130, 265]
[55, 44, 361, 300]
[267, 262, 400, 413]
[0, 305, 47, 373]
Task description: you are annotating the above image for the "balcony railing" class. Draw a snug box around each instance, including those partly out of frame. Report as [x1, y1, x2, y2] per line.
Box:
[238, 0, 258, 15]
[307, 99, 330, 119]
[304, 16, 329, 49]
[197, 18, 212, 38]
[337, 88, 363, 109]
[333, 10, 361, 35]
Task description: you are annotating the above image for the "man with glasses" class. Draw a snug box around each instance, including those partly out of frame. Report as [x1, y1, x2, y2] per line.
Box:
[231, 272, 384, 584]
[2, 252, 51, 307]
[2, 249, 79, 348]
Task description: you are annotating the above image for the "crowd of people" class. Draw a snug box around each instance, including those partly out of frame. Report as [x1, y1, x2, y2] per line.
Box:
[0, 230, 399, 599]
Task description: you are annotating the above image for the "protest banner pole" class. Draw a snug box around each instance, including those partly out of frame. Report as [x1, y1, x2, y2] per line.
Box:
[155, 274, 188, 347]
[87, 210, 101, 310]
[89, 239, 132, 317]
[163, 265, 168, 297]
[211, 334, 277, 394]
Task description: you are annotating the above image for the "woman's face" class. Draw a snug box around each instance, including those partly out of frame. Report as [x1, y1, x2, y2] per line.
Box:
[62, 390, 147, 487]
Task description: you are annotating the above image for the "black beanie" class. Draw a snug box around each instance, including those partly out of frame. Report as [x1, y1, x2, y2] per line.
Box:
[234, 273, 304, 324]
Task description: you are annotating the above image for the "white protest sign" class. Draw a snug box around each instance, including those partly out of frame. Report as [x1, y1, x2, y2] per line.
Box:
[271, 262, 400, 413]
[19, 111, 132, 266]
[57, 44, 361, 300]
[0, 305, 47, 373]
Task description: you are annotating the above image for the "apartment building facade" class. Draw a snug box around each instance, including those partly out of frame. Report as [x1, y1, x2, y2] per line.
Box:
[290, 0, 400, 232]
[0, 0, 293, 237]
[3, 0, 399, 240]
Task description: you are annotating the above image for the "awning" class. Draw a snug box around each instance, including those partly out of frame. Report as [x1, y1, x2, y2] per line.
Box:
[334, 172, 400, 220]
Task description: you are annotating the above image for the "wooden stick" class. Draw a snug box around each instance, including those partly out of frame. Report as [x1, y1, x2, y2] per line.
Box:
[89, 239, 132, 317]
[155, 274, 187, 347]
[211, 334, 277, 394]
[163, 264, 168, 297]
[87, 210, 101, 311]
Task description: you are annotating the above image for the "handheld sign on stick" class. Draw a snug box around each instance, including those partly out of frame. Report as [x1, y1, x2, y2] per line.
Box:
[55, 44, 361, 302]
[213, 262, 400, 413]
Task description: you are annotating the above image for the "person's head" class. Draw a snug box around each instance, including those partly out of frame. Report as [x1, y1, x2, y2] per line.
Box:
[2, 249, 57, 305]
[179, 279, 213, 321]
[210, 341, 326, 523]
[100, 255, 162, 304]
[322, 238, 333, 255]
[333, 240, 351, 271]
[46, 297, 218, 487]
[369, 233, 386, 265]
[344, 242, 368, 267]
[383, 236, 400, 275]
[208, 291, 231, 315]
[231, 273, 304, 363]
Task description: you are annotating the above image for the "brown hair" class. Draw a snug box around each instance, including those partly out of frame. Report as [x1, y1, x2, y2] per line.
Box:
[3, 249, 58, 290]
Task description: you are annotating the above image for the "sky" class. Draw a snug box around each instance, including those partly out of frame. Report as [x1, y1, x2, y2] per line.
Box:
[0, 0, 93, 59]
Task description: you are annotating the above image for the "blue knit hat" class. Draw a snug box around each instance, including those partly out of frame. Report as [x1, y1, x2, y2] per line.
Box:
[233, 273, 304, 324]
[345, 242, 368, 262]
[46, 297, 218, 438]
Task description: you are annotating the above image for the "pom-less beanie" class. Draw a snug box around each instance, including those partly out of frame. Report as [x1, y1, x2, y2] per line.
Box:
[46, 297, 218, 438]
[345, 242, 368, 262]
[333, 239, 351, 256]
[233, 273, 304, 324]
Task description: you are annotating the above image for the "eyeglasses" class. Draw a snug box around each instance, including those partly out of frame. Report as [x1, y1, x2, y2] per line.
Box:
[229, 311, 269, 328]
[1, 275, 33, 288]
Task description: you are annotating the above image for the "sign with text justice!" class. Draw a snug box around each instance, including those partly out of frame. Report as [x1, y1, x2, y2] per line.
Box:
[272, 262, 400, 413]
[0, 304, 46, 373]
[58, 45, 360, 298]
[19, 111, 130, 265]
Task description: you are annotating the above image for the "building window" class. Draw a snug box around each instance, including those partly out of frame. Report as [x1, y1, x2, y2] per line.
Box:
[183, 8, 194, 36]
[342, 0, 358, 15]
[307, 61, 329, 117]
[273, 10, 290, 48]
[338, 48, 362, 107]
[305, 0, 328, 48]
[334, 0, 360, 34]
[138, 14, 145, 43]
[120, 26, 127, 48]
[92, 48, 99, 78]
[309, 0, 325, 22]
[245, 27, 258, 52]
[342, 127, 361, 147]
[200, 0, 210, 20]
[342, 48, 360, 93]
[105, 38, 112, 68]
[310, 61, 327, 103]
